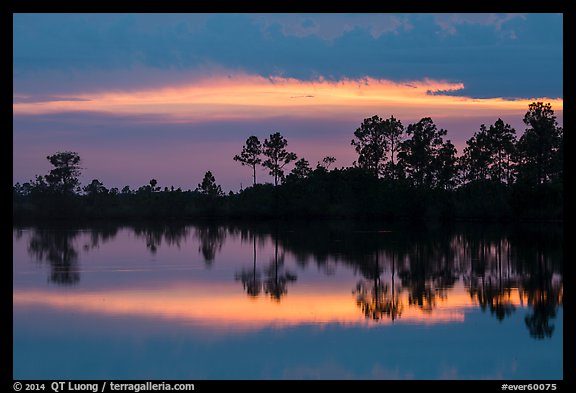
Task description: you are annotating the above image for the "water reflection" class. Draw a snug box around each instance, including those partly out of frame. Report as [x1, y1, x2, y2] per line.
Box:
[263, 235, 297, 301]
[17, 221, 562, 339]
[195, 223, 226, 265]
[354, 251, 403, 321]
[26, 225, 121, 285]
[522, 258, 562, 339]
[132, 224, 190, 254]
[235, 236, 262, 297]
[235, 231, 298, 301]
[27, 228, 80, 285]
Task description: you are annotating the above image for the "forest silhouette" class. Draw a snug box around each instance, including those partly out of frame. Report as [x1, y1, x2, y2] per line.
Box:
[13, 102, 562, 222]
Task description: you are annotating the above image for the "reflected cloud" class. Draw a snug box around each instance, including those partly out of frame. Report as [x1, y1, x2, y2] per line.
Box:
[13, 281, 512, 333]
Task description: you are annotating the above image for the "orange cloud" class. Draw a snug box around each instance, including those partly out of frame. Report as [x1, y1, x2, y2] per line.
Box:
[12, 74, 563, 123]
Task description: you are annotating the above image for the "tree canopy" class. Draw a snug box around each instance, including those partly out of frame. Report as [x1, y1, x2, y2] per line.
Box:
[45, 151, 82, 194]
[517, 102, 563, 185]
[197, 171, 224, 197]
[262, 132, 297, 187]
[233, 136, 262, 186]
[398, 117, 449, 188]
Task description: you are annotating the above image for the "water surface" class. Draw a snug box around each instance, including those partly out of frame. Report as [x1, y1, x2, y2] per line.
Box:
[13, 221, 563, 379]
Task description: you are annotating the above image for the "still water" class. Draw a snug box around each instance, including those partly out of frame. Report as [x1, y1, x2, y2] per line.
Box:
[13, 221, 563, 379]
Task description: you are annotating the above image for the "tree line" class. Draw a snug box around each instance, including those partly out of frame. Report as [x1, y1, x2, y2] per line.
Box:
[13, 102, 562, 221]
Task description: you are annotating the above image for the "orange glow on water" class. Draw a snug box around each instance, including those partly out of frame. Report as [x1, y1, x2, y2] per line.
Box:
[13, 74, 563, 122]
[13, 281, 527, 332]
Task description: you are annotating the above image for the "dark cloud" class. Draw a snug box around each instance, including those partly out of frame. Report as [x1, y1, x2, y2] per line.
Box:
[13, 13, 562, 99]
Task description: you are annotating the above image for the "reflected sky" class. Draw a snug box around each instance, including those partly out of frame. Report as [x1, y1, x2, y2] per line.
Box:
[14, 281, 492, 330]
[13, 222, 563, 379]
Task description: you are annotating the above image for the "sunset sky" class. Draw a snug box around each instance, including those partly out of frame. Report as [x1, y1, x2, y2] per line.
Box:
[13, 13, 563, 192]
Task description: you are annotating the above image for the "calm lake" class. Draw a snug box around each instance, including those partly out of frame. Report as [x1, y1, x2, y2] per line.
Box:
[13, 220, 563, 380]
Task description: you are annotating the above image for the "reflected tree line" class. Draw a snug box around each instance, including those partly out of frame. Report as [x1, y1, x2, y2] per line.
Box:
[354, 250, 403, 321]
[18, 221, 562, 339]
[21, 224, 120, 285]
[235, 232, 297, 301]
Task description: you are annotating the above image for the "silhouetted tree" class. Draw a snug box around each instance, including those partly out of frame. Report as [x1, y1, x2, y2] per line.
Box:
[149, 178, 159, 192]
[382, 116, 405, 180]
[83, 179, 108, 196]
[461, 119, 516, 184]
[435, 140, 458, 190]
[27, 175, 50, 195]
[460, 127, 491, 183]
[317, 156, 336, 171]
[197, 171, 224, 196]
[398, 118, 448, 188]
[234, 136, 263, 186]
[45, 151, 82, 194]
[551, 133, 563, 183]
[351, 115, 386, 176]
[488, 119, 517, 184]
[262, 132, 297, 186]
[289, 158, 312, 180]
[516, 102, 563, 185]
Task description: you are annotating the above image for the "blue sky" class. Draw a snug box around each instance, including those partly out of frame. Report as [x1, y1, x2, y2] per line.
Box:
[14, 13, 563, 98]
